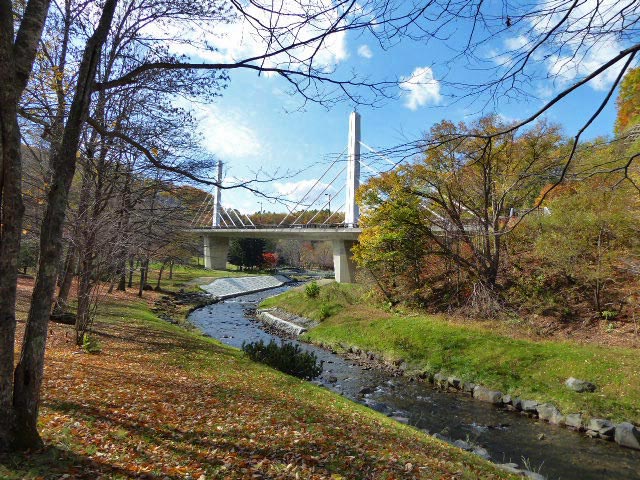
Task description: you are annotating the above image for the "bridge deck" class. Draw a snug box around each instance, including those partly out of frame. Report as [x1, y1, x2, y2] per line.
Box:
[191, 225, 361, 241]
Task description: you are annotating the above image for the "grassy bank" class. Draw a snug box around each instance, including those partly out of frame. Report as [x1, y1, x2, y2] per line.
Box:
[1, 276, 510, 479]
[261, 283, 640, 424]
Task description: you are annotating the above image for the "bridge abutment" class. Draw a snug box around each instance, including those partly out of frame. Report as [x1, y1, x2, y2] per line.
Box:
[332, 240, 357, 283]
[203, 235, 229, 270]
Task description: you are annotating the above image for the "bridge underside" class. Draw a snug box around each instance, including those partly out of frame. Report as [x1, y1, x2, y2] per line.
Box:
[193, 228, 361, 283]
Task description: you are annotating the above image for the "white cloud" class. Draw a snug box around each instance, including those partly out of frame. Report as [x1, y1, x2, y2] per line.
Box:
[399, 66, 441, 110]
[488, 0, 630, 93]
[194, 104, 263, 159]
[142, 0, 349, 73]
[504, 35, 529, 51]
[357, 44, 373, 59]
[530, 0, 627, 91]
[546, 37, 623, 91]
[273, 179, 337, 204]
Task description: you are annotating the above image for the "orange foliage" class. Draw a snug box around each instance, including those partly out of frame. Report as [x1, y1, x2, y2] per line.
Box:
[615, 67, 640, 134]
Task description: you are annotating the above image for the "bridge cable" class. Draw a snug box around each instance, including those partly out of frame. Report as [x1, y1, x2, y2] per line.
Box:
[190, 191, 211, 227]
[193, 192, 215, 227]
[190, 192, 211, 227]
[221, 206, 237, 227]
[219, 209, 230, 228]
[291, 164, 347, 225]
[322, 202, 346, 224]
[244, 213, 256, 228]
[230, 208, 246, 227]
[305, 183, 346, 225]
[223, 206, 240, 227]
[359, 159, 380, 175]
[359, 141, 397, 168]
[278, 148, 347, 226]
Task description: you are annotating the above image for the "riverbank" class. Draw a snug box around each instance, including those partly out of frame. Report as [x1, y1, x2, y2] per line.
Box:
[2, 275, 511, 479]
[260, 283, 640, 428]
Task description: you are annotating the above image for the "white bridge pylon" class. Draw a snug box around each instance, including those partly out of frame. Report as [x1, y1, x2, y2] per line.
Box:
[191, 112, 394, 283]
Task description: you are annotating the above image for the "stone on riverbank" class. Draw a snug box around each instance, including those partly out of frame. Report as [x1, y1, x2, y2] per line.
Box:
[521, 400, 539, 414]
[564, 413, 583, 430]
[497, 463, 521, 475]
[256, 310, 307, 336]
[614, 422, 640, 450]
[453, 439, 472, 451]
[586, 418, 615, 439]
[523, 470, 546, 480]
[433, 373, 448, 388]
[473, 386, 503, 404]
[536, 403, 565, 425]
[390, 415, 410, 424]
[462, 381, 476, 393]
[447, 376, 462, 389]
[565, 377, 596, 393]
[497, 464, 546, 480]
[472, 447, 491, 460]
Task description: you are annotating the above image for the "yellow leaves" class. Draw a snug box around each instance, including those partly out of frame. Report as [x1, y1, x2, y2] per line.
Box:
[19, 294, 504, 480]
[151, 147, 159, 156]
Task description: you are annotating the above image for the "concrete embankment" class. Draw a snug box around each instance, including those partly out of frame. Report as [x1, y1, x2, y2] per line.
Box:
[200, 275, 292, 299]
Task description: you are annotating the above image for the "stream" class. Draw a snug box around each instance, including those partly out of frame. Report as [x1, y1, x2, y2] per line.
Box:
[188, 286, 640, 480]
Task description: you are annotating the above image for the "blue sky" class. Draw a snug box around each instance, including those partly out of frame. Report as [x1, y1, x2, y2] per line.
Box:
[176, 2, 628, 214]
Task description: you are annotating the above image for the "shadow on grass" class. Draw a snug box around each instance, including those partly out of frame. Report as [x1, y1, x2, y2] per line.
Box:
[42, 398, 411, 479]
[91, 320, 235, 359]
[0, 444, 185, 479]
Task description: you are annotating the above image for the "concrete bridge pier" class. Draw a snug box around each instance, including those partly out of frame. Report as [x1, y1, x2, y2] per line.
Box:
[332, 240, 357, 283]
[203, 235, 229, 270]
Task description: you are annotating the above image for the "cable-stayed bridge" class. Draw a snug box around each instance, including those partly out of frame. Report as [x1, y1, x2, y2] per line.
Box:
[190, 112, 388, 283]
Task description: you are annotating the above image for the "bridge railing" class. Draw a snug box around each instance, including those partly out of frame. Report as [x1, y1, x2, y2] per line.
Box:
[194, 222, 359, 230]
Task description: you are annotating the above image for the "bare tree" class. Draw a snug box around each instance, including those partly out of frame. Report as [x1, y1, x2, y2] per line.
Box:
[1, 0, 413, 451]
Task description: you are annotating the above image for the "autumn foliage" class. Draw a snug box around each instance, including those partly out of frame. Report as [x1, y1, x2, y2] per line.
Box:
[615, 67, 640, 135]
[1, 279, 506, 479]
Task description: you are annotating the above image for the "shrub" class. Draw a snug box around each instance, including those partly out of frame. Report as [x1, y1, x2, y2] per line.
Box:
[319, 304, 332, 320]
[305, 281, 320, 298]
[242, 340, 323, 380]
[82, 334, 102, 354]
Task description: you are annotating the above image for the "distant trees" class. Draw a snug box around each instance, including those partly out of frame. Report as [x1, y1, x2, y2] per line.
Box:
[228, 239, 268, 270]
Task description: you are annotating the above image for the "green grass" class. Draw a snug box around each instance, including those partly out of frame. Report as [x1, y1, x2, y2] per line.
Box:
[136, 263, 252, 293]
[2, 280, 512, 479]
[262, 283, 640, 424]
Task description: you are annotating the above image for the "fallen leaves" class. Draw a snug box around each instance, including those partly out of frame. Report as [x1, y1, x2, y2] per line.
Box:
[2, 293, 512, 480]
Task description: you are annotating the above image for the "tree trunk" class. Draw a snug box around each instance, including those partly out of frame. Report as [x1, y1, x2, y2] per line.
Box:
[12, 0, 118, 449]
[0, 0, 53, 451]
[138, 257, 148, 297]
[128, 257, 134, 288]
[156, 261, 166, 290]
[169, 260, 174, 279]
[118, 267, 127, 291]
[0, 94, 25, 452]
[75, 258, 93, 345]
[54, 244, 76, 313]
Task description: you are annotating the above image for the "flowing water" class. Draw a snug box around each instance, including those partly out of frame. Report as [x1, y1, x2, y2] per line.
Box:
[188, 286, 640, 480]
